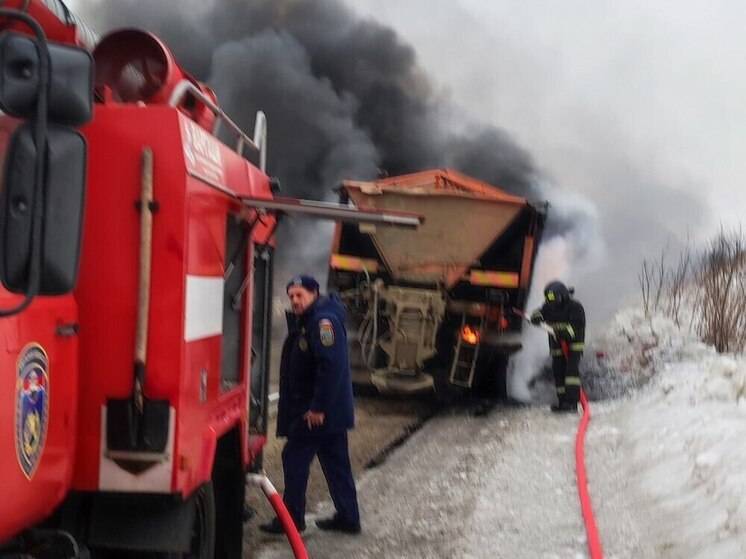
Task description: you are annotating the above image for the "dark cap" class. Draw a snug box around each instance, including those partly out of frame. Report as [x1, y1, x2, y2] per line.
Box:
[286, 274, 320, 294]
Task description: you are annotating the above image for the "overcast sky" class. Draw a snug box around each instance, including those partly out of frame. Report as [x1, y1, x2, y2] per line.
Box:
[67, 0, 744, 324]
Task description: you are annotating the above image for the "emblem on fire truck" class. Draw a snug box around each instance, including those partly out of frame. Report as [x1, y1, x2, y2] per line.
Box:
[15, 344, 50, 479]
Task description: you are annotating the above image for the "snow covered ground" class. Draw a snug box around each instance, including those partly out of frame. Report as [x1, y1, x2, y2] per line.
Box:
[590, 309, 746, 558]
[256, 308, 746, 558]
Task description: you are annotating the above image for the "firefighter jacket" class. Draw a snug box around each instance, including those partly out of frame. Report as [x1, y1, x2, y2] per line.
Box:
[530, 298, 586, 356]
[276, 295, 355, 438]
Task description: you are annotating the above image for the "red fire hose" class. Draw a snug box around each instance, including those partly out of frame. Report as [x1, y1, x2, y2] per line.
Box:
[514, 310, 605, 557]
[557, 338, 604, 559]
[576, 388, 604, 559]
[247, 474, 309, 559]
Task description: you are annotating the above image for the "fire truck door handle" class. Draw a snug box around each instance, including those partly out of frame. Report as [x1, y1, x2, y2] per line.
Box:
[56, 323, 80, 337]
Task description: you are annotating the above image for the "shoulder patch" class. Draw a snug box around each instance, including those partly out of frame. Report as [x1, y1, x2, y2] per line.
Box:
[319, 318, 335, 347]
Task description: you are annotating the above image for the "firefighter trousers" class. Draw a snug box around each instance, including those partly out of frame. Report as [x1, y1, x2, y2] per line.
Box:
[281, 431, 360, 529]
[551, 351, 582, 404]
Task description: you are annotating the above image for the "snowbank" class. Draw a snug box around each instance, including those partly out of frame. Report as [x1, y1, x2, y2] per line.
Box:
[596, 308, 746, 558]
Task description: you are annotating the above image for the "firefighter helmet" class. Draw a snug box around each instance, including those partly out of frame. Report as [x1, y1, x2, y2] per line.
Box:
[544, 281, 569, 304]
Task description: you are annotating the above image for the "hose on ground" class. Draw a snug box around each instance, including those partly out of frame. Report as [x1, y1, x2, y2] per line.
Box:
[576, 389, 604, 559]
[247, 473, 308, 559]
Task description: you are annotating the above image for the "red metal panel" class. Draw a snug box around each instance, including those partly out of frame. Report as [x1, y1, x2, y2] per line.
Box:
[178, 181, 227, 492]
[75, 106, 271, 497]
[74, 106, 187, 491]
[0, 291, 77, 541]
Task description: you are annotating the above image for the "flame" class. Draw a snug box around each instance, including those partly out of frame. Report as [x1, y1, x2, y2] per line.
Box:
[461, 325, 480, 345]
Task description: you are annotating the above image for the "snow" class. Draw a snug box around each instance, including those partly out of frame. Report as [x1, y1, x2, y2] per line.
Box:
[589, 308, 746, 558]
[256, 306, 746, 558]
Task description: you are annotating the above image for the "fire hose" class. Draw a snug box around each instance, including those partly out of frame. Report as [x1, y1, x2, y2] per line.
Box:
[576, 383, 604, 559]
[514, 308, 604, 559]
[247, 474, 309, 559]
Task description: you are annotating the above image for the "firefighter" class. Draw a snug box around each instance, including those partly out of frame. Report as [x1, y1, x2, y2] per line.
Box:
[530, 280, 585, 412]
[260, 275, 361, 535]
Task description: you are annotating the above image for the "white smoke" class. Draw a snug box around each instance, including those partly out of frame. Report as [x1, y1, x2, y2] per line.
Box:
[508, 188, 604, 401]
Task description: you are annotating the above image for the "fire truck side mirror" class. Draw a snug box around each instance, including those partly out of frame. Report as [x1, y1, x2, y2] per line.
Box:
[0, 31, 92, 296]
[0, 32, 93, 125]
[1, 124, 87, 294]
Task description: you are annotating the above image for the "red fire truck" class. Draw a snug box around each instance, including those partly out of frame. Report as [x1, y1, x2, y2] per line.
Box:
[0, 2, 419, 557]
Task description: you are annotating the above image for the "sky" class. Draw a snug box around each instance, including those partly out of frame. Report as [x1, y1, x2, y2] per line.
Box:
[65, 0, 745, 326]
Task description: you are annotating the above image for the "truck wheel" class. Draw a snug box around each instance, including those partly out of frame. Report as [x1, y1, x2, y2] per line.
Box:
[184, 483, 216, 559]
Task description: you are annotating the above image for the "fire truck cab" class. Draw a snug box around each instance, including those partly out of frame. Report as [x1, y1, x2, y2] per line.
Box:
[0, 3, 276, 555]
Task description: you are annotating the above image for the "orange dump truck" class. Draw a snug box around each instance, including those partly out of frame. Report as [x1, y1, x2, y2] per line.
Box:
[328, 169, 546, 397]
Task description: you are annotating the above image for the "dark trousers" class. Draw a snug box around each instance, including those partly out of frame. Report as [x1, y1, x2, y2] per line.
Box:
[281, 431, 360, 528]
[551, 350, 581, 404]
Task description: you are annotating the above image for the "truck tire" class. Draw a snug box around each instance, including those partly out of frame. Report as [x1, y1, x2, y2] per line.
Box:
[183, 483, 216, 559]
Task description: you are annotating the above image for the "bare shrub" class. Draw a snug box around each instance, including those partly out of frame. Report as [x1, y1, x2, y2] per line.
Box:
[637, 229, 746, 354]
[638, 247, 670, 317]
[666, 242, 692, 327]
[694, 229, 746, 353]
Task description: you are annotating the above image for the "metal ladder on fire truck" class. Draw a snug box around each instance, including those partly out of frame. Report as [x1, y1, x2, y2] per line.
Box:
[449, 314, 485, 388]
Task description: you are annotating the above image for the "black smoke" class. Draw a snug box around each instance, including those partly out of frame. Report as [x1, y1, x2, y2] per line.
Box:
[79, 0, 544, 198]
[78, 0, 584, 286]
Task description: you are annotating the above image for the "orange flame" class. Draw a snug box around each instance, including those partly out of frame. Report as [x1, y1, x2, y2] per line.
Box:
[461, 325, 480, 345]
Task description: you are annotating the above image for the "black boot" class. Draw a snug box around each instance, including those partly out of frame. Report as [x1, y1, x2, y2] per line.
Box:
[315, 514, 361, 534]
[551, 396, 578, 413]
[550, 395, 566, 413]
[558, 399, 578, 413]
[259, 517, 305, 534]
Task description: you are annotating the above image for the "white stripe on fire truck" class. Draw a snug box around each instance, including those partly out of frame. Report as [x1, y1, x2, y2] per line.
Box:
[184, 275, 224, 342]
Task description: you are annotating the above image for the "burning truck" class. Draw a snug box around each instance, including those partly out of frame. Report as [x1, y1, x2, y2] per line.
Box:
[328, 169, 546, 397]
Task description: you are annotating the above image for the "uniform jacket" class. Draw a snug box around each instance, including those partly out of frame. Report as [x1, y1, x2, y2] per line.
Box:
[276, 295, 355, 437]
[531, 298, 586, 355]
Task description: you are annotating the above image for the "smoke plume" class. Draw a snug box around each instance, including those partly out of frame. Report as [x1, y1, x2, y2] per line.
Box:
[78, 0, 606, 399]
[77, 0, 577, 276]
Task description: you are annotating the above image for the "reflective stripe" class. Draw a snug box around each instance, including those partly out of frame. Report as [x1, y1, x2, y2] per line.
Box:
[531, 310, 543, 321]
[547, 322, 576, 340]
[470, 270, 519, 288]
[551, 349, 564, 356]
[565, 376, 581, 386]
[570, 343, 585, 351]
[557, 387, 566, 394]
[330, 254, 379, 273]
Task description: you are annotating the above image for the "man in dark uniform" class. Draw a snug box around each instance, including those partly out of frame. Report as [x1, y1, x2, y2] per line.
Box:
[260, 275, 361, 535]
[530, 280, 586, 413]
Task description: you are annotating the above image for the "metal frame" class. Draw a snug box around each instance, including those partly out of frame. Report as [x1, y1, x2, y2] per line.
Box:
[168, 80, 267, 172]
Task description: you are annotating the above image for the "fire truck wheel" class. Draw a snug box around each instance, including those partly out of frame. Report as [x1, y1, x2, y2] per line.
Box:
[182, 482, 216, 559]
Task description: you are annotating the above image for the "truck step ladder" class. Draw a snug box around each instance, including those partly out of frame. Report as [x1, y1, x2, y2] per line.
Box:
[449, 315, 484, 388]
